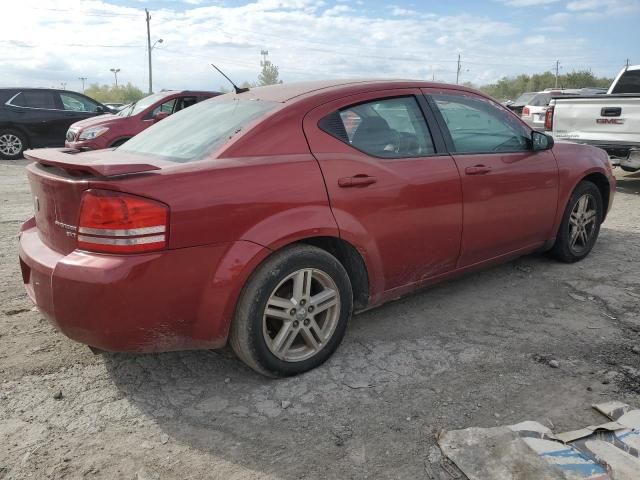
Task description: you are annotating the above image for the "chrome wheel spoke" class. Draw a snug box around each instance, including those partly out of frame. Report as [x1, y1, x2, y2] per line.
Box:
[292, 269, 312, 303]
[583, 209, 597, 225]
[569, 227, 580, 247]
[271, 322, 297, 354]
[300, 326, 320, 350]
[309, 288, 338, 315]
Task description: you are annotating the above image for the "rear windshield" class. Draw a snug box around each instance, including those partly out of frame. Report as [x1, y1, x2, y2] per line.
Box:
[611, 69, 640, 94]
[512, 92, 536, 106]
[118, 98, 277, 162]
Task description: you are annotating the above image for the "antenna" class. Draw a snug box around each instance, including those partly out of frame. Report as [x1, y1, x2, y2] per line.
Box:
[211, 64, 249, 94]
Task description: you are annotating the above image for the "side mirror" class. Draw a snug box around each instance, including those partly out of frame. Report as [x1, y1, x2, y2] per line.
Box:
[153, 111, 169, 123]
[96, 106, 105, 113]
[532, 131, 554, 151]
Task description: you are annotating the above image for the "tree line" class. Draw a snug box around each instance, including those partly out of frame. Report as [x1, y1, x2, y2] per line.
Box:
[475, 70, 613, 101]
[79, 67, 613, 105]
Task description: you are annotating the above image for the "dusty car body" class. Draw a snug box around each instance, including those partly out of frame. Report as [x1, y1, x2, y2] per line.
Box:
[18, 80, 615, 376]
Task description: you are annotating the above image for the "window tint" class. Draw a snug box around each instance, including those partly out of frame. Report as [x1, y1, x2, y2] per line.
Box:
[149, 99, 176, 118]
[320, 96, 435, 158]
[59, 92, 100, 112]
[119, 99, 277, 162]
[176, 96, 198, 112]
[433, 94, 531, 154]
[11, 91, 57, 109]
[611, 70, 640, 94]
[512, 92, 536, 106]
[530, 93, 551, 107]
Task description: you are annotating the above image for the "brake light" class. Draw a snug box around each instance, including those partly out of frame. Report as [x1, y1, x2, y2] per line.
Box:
[77, 189, 168, 253]
[522, 106, 530, 116]
[544, 106, 554, 131]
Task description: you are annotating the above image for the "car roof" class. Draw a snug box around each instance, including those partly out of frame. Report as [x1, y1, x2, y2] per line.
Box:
[225, 79, 482, 103]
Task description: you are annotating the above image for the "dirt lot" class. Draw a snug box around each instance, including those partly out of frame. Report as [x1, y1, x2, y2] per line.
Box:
[1, 159, 638, 479]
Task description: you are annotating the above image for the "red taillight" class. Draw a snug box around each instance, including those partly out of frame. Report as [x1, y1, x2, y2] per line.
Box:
[77, 189, 168, 254]
[544, 106, 554, 131]
[522, 106, 530, 116]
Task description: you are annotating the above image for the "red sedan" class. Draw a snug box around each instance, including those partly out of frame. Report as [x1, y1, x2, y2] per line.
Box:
[18, 80, 615, 377]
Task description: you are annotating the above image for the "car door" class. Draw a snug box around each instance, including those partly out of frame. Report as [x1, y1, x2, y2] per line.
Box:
[303, 90, 462, 295]
[423, 88, 559, 268]
[6, 90, 61, 147]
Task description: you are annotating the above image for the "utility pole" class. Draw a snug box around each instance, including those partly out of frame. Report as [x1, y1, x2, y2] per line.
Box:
[78, 77, 87, 93]
[554, 60, 560, 88]
[456, 54, 461, 84]
[260, 50, 270, 67]
[110, 68, 120, 87]
[146, 9, 153, 94]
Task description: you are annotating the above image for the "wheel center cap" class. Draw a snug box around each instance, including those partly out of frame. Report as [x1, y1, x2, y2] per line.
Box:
[296, 308, 306, 320]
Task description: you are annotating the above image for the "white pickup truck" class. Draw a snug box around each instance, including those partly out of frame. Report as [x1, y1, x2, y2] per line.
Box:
[545, 65, 640, 171]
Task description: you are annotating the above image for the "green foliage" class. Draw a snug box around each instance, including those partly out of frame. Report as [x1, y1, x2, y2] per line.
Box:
[83, 83, 146, 104]
[479, 70, 612, 101]
[258, 62, 282, 86]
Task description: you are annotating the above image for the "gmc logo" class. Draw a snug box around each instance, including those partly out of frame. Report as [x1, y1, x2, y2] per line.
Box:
[596, 118, 624, 125]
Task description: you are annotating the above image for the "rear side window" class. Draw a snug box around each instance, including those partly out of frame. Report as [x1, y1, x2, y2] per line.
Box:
[119, 99, 277, 162]
[433, 94, 531, 154]
[11, 91, 57, 109]
[319, 96, 435, 158]
[611, 70, 640, 94]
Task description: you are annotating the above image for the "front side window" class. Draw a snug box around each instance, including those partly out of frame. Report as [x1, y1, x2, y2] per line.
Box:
[59, 92, 100, 112]
[433, 94, 531, 154]
[320, 96, 435, 158]
[119, 99, 277, 162]
[148, 99, 177, 118]
[11, 91, 57, 109]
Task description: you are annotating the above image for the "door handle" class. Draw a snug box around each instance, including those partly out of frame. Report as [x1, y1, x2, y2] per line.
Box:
[465, 165, 491, 175]
[338, 175, 377, 188]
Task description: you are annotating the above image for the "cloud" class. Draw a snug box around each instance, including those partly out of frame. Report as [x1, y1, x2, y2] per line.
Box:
[566, 0, 640, 15]
[0, 0, 615, 90]
[500, 0, 560, 6]
[524, 35, 545, 45]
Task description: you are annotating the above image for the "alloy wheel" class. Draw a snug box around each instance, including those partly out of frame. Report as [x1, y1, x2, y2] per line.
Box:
[0, 134, 23, 157]
[568, 193, 598, 254]
[262, 268, 340, 362]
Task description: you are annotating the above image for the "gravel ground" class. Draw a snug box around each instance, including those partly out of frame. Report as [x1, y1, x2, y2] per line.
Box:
[1, 159, 639, 479]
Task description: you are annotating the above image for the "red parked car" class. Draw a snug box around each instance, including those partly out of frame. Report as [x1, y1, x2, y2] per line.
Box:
[19, 80, 615, 377]
[64, 90, 219, 150]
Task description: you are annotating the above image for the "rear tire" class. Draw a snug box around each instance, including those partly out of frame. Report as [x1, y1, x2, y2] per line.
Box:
[0, 129, 27, 160]
[229, 244, 353, 377]
[551, 181, 603, 263]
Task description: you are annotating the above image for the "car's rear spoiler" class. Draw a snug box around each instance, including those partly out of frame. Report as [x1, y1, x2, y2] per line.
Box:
[24, 148, 161, 177]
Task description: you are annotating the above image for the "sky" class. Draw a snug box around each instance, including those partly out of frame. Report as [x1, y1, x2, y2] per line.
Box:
[0, 0, 638, 93]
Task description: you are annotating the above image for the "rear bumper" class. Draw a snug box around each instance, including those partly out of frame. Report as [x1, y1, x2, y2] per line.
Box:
[18, 222, 266, 352]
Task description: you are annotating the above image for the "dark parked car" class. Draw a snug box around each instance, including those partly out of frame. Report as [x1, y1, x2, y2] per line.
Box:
[0, 88, 109, 160]
[19, 80, 615, 377]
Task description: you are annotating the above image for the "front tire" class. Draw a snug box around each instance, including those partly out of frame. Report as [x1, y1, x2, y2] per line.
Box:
[230, 244, 353, 377]
[0, 130, 27, 160]
[551, 181, 603, 263]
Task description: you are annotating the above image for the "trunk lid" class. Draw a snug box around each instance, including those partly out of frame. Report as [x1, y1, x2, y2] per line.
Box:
[25, 148, 165, 254]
